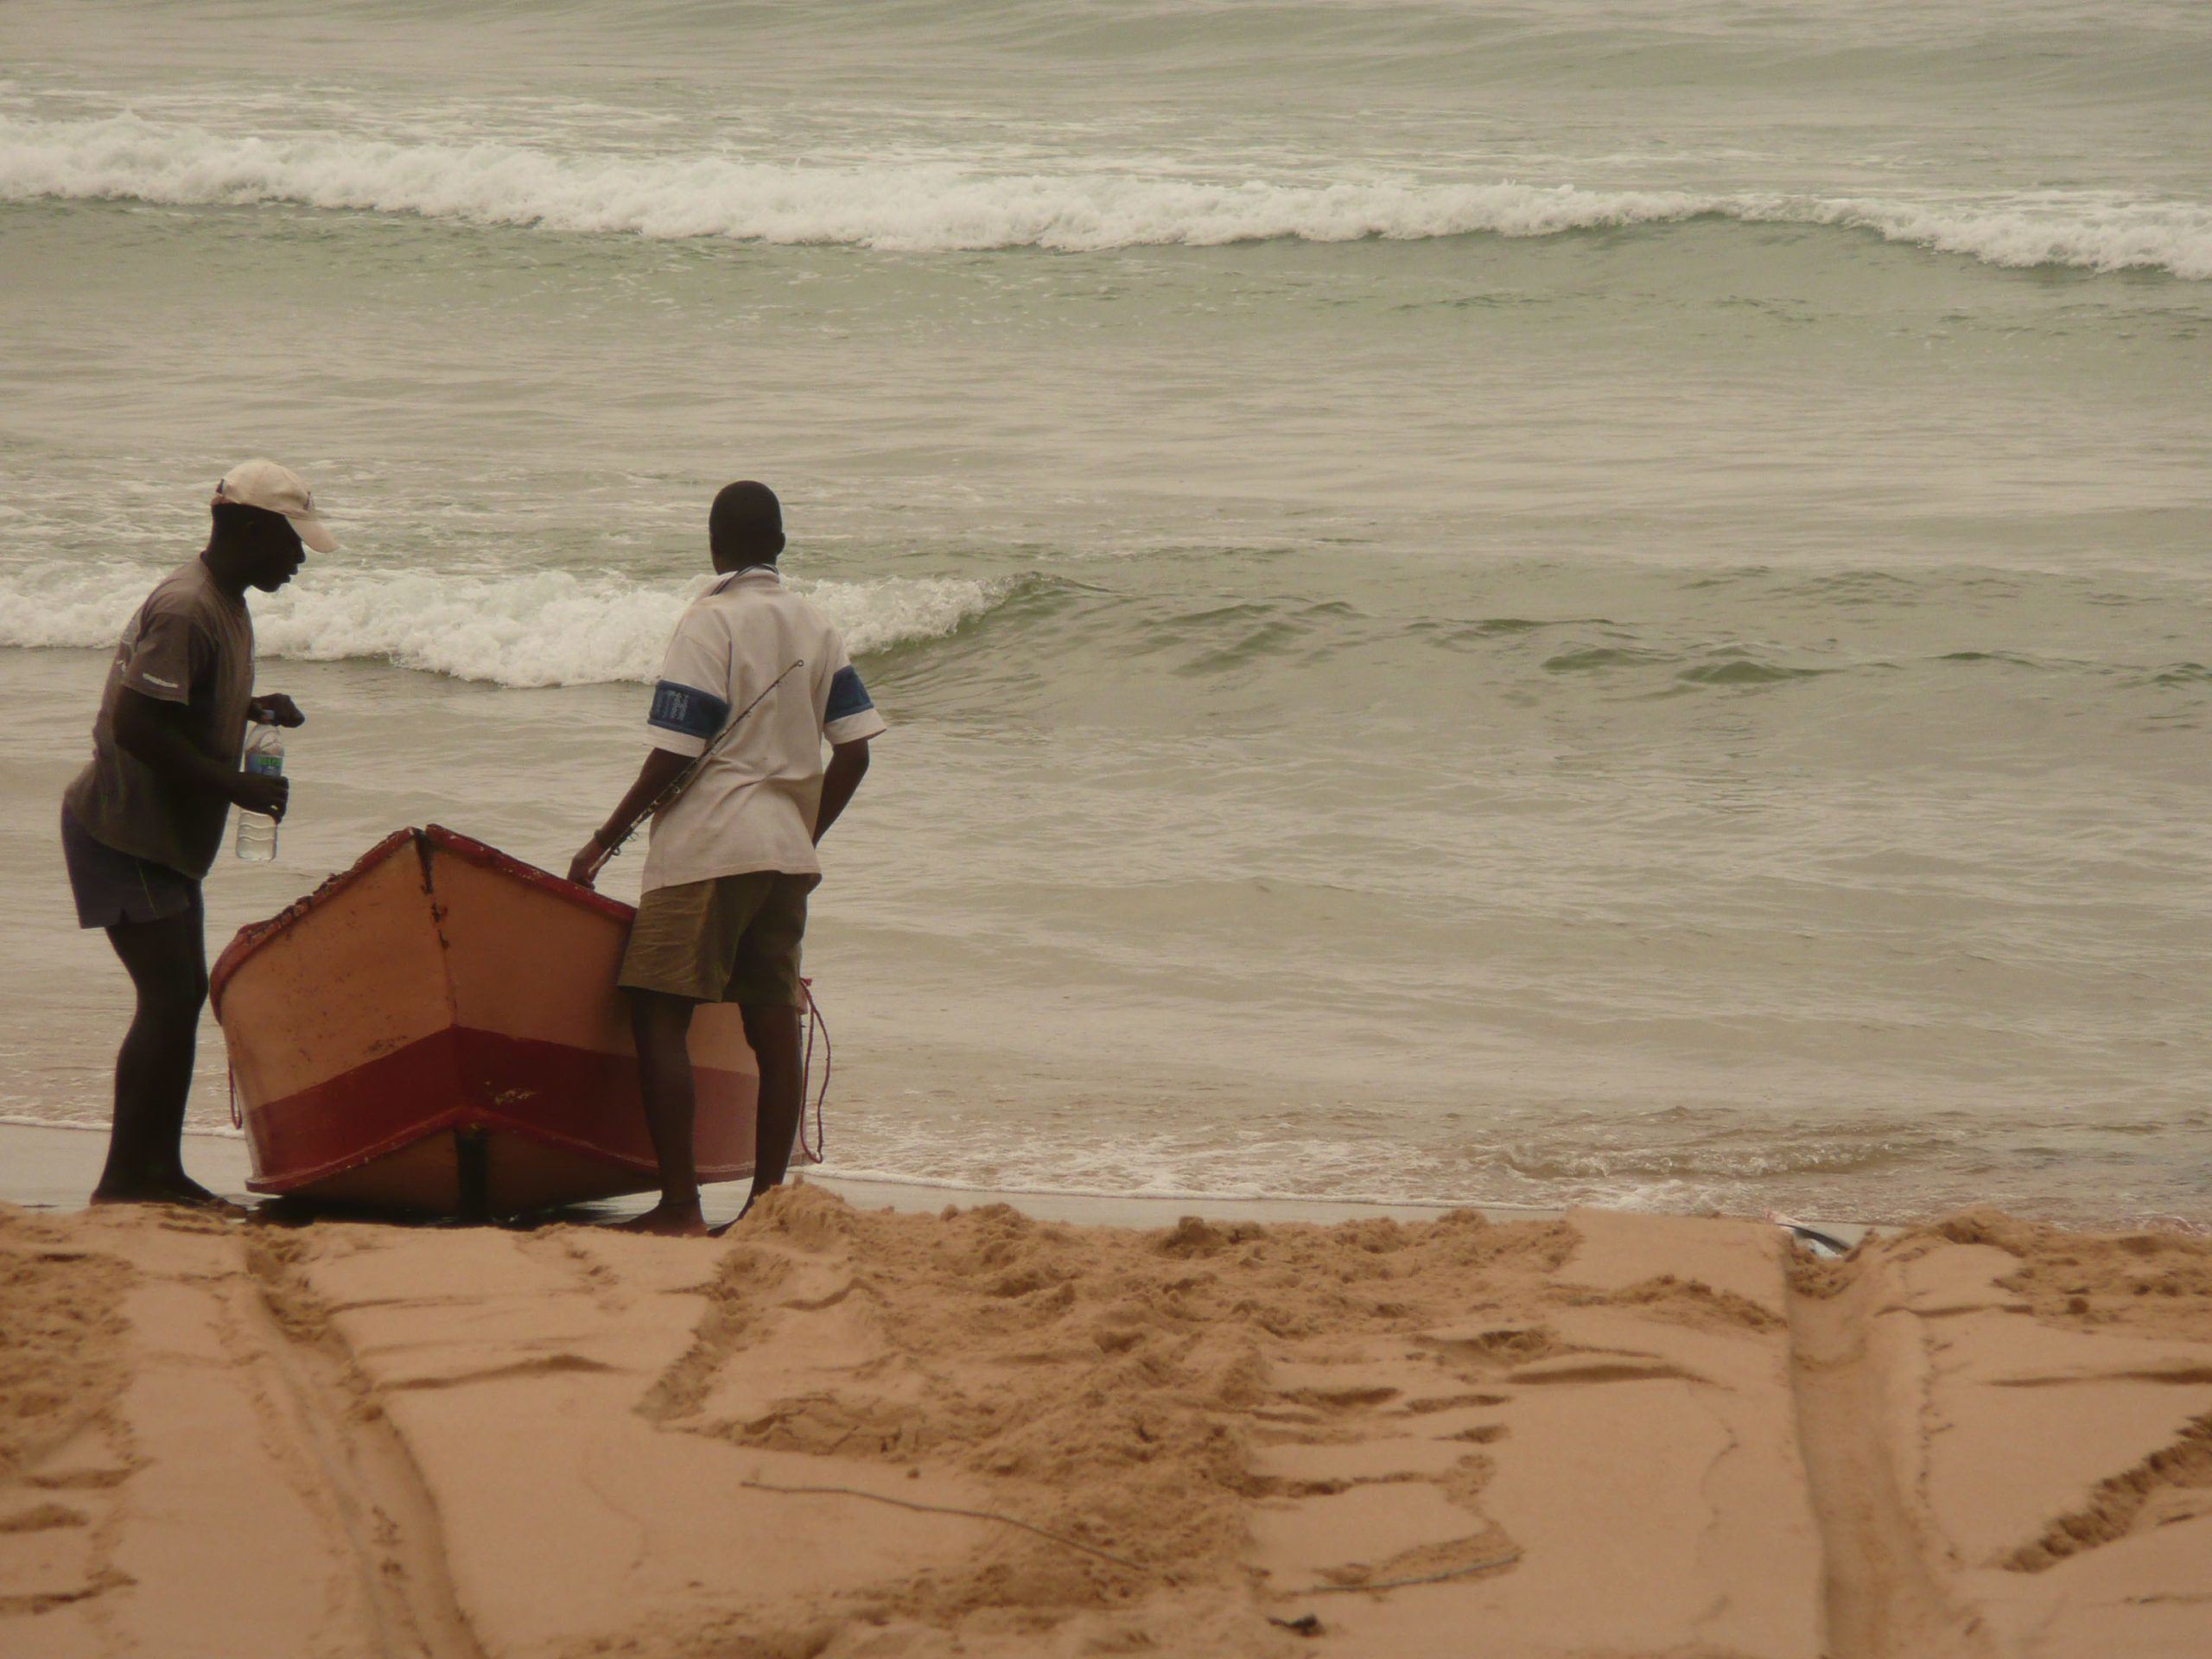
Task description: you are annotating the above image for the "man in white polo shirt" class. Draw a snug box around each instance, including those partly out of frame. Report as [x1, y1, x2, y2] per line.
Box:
[569, 481, 885, 1235]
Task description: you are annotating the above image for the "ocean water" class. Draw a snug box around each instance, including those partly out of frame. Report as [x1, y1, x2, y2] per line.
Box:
[1, 0, 2207, 1224]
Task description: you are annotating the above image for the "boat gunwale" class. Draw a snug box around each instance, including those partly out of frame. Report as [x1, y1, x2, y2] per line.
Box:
[209, 823, 633, 1015]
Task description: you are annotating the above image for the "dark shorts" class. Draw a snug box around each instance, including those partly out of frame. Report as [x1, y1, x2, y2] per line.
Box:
[60, 807, 201, 930]
[617, 871, 817, 1007]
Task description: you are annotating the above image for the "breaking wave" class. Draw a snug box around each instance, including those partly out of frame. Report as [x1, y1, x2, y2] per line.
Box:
[0, 561, 1007, 686]
[3, 113, 2209, 277]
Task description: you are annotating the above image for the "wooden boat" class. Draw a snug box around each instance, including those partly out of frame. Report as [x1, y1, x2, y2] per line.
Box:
[210, 824, 758, 1217]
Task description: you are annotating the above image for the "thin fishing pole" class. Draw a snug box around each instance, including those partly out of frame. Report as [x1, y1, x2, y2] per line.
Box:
[585, 658, 805, 880]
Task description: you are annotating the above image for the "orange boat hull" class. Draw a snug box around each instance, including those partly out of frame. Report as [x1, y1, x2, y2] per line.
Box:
[211, 825, 758, 1216]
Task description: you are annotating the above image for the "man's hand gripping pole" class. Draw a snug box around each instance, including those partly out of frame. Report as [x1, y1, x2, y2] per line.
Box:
[582, 658, 805, 885]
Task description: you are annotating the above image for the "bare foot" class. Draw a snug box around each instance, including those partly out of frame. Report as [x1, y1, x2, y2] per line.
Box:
[707, 1185, 776, 1238]
[91, 1173, 250, 1217]
[617, 1200, 709, 1237]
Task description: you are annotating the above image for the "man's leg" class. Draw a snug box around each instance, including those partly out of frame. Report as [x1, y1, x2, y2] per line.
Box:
[92, 894, 226, 1207]
[622, 988, 708, 1236]
[739, 1000, 804, 1207]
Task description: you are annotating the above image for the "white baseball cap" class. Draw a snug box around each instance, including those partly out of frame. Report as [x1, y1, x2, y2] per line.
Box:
[214, 458, 338, 553]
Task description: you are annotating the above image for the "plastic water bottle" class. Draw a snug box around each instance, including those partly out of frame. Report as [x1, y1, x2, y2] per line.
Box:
[236, 713, 284, 861]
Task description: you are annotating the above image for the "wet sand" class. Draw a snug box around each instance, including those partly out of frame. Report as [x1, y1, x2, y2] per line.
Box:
[0, 1122, 1572, 1230]
[3, 1175, 2209, 1657]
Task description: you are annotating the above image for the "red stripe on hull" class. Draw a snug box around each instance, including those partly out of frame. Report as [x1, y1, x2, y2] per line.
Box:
[244, 1027, 756, 1198]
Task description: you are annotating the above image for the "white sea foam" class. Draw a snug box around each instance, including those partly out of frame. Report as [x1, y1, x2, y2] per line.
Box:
[3, 112, 2209, 277]
[0, 561, 1004, 686]
[0, 1111, 248, 1141]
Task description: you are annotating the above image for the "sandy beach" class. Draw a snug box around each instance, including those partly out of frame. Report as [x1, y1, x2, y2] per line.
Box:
[4, 1185, 2209, 1658]
[4, 3, 2208, 1655]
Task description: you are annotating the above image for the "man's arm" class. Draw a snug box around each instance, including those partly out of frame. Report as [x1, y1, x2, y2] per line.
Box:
[112, 688, 289, 820]
[248, 693, 307, 728]
[567, 748, 692, 887]
[813, 737, 870, 845]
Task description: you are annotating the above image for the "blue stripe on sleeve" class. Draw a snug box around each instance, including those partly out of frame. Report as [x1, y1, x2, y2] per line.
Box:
[647, 680, 729, 741]
[825, 664, 875, 722]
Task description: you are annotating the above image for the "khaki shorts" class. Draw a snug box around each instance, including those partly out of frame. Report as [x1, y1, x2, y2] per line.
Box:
[618, 871, 818, 1007]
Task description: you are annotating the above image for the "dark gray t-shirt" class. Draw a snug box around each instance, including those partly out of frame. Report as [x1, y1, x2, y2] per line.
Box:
[63, 558, 254, 878]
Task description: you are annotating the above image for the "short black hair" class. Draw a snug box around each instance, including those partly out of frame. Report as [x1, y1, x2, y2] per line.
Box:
[709, 480, 785, 562]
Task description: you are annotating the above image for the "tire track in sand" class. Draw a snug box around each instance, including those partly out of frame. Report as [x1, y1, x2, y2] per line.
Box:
[228, 1233, 488, 1659]
[1785, 1255, 1995, 1659]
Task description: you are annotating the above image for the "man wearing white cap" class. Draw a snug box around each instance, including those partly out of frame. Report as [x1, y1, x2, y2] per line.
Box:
[60, 459, 334, 1210]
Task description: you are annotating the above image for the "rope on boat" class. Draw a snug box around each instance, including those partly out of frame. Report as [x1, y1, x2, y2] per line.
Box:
[798, 978, 831, 1165]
